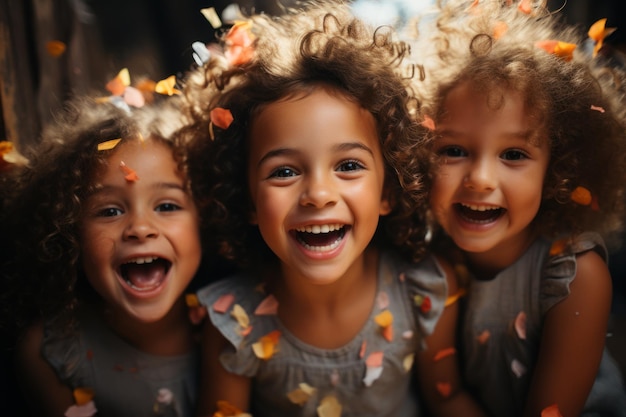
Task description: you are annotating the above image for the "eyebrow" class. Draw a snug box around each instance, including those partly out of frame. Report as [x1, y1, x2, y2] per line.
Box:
[89, 182, 186, 196]
[256, 141, 375, 167]
[437, 128, 533, 141]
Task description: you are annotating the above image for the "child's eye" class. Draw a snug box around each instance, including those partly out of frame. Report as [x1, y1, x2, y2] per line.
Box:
[269, 166, 298, 178]
[156, 202, 181, 212]
[438, 146, 466, 158]
[337, 160, 364, 172]
[501, 149, 528, 161]
[97, 207, 123, 217]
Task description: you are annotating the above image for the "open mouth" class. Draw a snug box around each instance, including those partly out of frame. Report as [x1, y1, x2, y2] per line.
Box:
[455, 203, 505, 224]
[119, 256, 171, 292]
[293, 224, 347, 252]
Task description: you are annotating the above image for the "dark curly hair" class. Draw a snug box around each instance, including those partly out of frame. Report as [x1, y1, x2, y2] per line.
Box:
[0, 97, 194, 332]
[181, 2, 431, 269]
[413, 1, 626, 243]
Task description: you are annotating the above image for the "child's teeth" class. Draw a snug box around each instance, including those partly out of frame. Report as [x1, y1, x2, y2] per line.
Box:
[296, 224, 342, 234]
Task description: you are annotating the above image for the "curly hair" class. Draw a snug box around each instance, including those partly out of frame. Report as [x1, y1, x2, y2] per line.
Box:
[181, 1, 431, 269]
[0, 97, 192, 332]
[412, 1, 626, 242]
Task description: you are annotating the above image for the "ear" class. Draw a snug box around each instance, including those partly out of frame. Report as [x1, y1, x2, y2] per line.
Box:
[379, 197, 392, 216]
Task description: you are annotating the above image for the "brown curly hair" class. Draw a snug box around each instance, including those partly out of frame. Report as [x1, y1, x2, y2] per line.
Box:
[181, 2, 431, 269]
[0, 97, 194, 332]
[412, 1, 626, 243]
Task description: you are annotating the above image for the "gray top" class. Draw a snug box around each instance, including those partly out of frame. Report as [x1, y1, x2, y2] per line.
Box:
[196, 251, 447, 417]
[42, 307, 199, 417]
[461, 232, 626, 416]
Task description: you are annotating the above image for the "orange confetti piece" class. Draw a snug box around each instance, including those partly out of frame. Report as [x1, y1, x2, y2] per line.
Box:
[591, 105, 605, 113]
[433, 347, 456, 362]
[359, 340, 367, 358]
[251, 330, 281, 360]
[73, 387, 94, 405]
[517, 0, 532, 14]
[571, 186, 592, 205]
[535, 40, 576, 61]
[421, 115, 435, 131]
[436, 382, 452, 398]
[106, 68, 130, 96]
[514, 311, 527, 340]
[549, 238, 567, 256]
[588, 18, 616, 57]
[254, 294, 278, 315]
[155, 75, 181, 96]
[541, 404, 564, 417]
[225, 21, 256, 66]
[493, 21, 508, 40]
[365, 351, 384, 368]
[213, 293, 235, 313]
[46, 40, 66, 57]
[316, 395, 342, 417]
[381, 325, 393, 342]
[97, 138, 122, 151]
[476, 329, 490, 344]
[119, 161, 139, 182]
[210, 107, 234, 130]
[444, 288, 466, 307]
[186, 293, 199, 308]
[213, 400, 246, 417]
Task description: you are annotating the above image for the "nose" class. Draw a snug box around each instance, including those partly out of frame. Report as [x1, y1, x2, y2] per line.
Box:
[123, 211, 159, 241]
[464, 157, 497, 192]
[299, 172, 338, 208]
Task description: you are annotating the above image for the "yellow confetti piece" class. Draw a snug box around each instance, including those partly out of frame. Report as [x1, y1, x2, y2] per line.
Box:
[155, 75, 181, 96]
[316, 395, 342, 417]
[444, 288, 466, 307]
[46, 40, 66, 57]
[106, 68, 130, 96]
[588, 18, 617, 57]
[185, 294, 199, 308]
[200, 7, 222, 28]
[286, 383, 317, 406]
[374, 310, 393, 328]
[252, 330, 281, 360]
[97, 138, 122, 151]
[403, 353, 414, 372]
[73, 387, 94, 405]
[571, 186, 592, 205]
[230, 304, 250, 329]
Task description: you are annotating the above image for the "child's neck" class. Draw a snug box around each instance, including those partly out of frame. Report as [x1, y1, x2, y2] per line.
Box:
[102, 298, 194, 356]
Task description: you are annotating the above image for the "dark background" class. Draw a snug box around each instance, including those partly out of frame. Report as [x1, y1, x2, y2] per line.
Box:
[1, 1, 624, 415]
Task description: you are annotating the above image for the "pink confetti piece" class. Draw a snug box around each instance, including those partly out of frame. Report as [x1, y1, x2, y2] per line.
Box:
[511, 359, 527, 378]
[591, 105, 605, 113]
[254, 294, 279, 315]
[377, 291, 390, 309]
[514, 311, 527, 340]
[365, 351, 384, 368]
[212, 293, 235, 313]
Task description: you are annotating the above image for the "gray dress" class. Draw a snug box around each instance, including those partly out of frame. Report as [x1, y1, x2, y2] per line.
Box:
[461, 232, 626, 417]
[42, 307, 199, 417]
[196, 251, 447, 417]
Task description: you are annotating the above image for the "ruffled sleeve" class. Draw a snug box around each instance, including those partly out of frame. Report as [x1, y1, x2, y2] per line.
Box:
[398, 253, 448, 348]
[41, 321, 88, 388]
[196, 275, 279, 377]
[541, 232, 607, 314]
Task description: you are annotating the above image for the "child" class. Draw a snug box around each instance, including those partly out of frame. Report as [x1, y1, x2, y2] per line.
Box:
[4, 97, 204, 417]
[181, 3, 486, 417]
[417, 2, 626, 416]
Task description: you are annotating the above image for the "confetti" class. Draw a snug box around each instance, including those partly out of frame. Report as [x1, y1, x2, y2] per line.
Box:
[413, 294, 432, 314]
[254, 294, 278, 315]
[46, 40, 66, 57]
[97, 138, 122, 151]
[213, 293, 235, 313]
[200, 7, 222, 28]
[64, 402, 97, 417]
[186, 294, 199, 308]
[252, 330, 281, 360]
[571, 186, 592, 205]
[436, 382, 452, 398]
[225, 21, 256, 66]
[433, 347, 456, 362]
[286, 383, 317, 406]
[445, 288, 466, 307]
[541, 404, 564, 417]
[317, 395, 342, 417]
[511, 359, 526, 378]
[155, 75, 181, 96]
[210, 108, 234, 130]
[421, 115, 435, 131]
[403, 353, 415, 372]
[119, 161, 138, 182]
[588, 18, 616, 57]
[549, 238, 567, 256]
[106, 68, 130, 96]
[402, 330, 414, 340]
[476, 330, 490, 344]
[230, 304, 250, 330]
[514, 311, 527, 340]
[73, 387, 94, 405]
[377, 291, 389, 309]
[359, 340, 367, 358]
[535, 40, 576, 61]
[517, 0, 532, 14]
[363, 365, 383, 387]
[123, 86, 145, 107]
[366, 351, 384, 368]
[591, 105, 605, 113]
[492, 21, 508, 40]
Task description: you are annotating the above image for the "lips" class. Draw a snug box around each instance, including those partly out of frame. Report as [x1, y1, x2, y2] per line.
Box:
[293, 223, 347, 252]
[455, 203, 505, 224]
[119, 257, 171, 292]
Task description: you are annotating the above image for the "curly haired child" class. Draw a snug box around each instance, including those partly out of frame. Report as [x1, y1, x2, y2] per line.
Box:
[3, 97, 207, 417]
[413, 1, 626, 416]
[180, 2, 487, 416]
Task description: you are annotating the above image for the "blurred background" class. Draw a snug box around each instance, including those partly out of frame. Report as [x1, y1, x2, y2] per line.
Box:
[1, 0, 625, 415]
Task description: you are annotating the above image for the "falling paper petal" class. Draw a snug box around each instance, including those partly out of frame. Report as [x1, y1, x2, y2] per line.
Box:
[541, 404, 564, 417]
[213, 293, 235, 313]
[590, 105, 605, 113]
[156, 388, 173, 404]
[359, 340, 367, 358]
[155, 75, 181, 96]
[535, 40, 576, 61]
[287, 383, 317, 405]
[225, 21, 256, 66]
[46, 40, 66, 57]
[97, 138, 122, 151]
[317, 395, 342, 417]
[106, 68, 130, 96]
[363, 365, 384, 387]
[421, 115, 435, 131]
[514, 311, 527, 340]
[549, 238, 567, 256]
[119, 161, 139, 182]
[436, 382, 452, 398]
[73, 388, 95, 406]
[374, 310, 393, 328]
[377, 291, 389, 309]
[192, 41, 212, 66]
[64, 402, 97, 417]
[476, 330, 490, 344]
[201, 7, 222, 28]
[571, 186, 592, 205]
[213, 400, 250, 417]
[493, 21, 508, 40]
[445, 288, 466, 307]
[381, 325, 393, 342]
[252, 330, 281, 360]
[366, 351, 384, 368]
[402, 330, 414, 340]
[518, 0, 532, 14]
[403, 353, 414, 372]
[123, 86, 145, 108]
[433, 347, 456, 362]
[511, 359, 527, 378]
[588, 18, 616, 57]
[231, 304, 250, 329]
[254, 294, 278, 315]
[210, 107, 234, 130]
